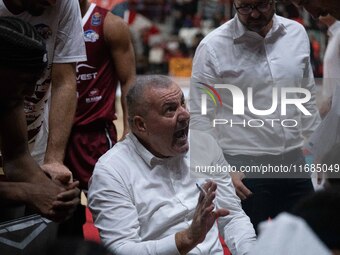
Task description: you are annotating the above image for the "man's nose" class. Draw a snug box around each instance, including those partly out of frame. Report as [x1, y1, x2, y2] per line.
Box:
[178, 106, 190, 122]
[250, 8, 261, 18]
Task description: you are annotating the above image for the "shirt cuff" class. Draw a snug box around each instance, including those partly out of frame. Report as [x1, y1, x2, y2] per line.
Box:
[156, 234, 181, 255]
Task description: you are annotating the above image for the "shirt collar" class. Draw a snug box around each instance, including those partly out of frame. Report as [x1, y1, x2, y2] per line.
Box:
[328, 21, 340, 38]
[233, 14, 287, 41]
[128, 132, 181, 169]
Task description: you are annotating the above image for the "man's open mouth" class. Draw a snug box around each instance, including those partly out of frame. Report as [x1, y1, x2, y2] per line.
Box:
[174, 126, 189, 140]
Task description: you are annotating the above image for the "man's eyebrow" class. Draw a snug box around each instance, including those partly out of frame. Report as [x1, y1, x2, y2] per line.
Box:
[163, 101, 175, 105]
[161, 101, 177, 108]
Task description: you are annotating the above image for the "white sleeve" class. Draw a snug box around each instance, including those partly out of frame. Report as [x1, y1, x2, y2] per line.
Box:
[300, 30, 321, 139]
[213, 147, 256, 255]
[323, 33, 340, 99]
[88, 163, 180, 255]
[189, 41, 220, 139]
[53, 0, 86, 63]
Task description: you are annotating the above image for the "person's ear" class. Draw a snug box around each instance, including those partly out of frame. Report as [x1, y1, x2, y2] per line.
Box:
[133, 116, 147, 132]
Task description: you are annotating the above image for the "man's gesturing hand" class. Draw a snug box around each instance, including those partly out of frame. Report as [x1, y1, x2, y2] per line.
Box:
[175, 180, 229, 254]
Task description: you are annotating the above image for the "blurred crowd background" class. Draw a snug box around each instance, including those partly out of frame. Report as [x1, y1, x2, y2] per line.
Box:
[90, 0, 328, 78]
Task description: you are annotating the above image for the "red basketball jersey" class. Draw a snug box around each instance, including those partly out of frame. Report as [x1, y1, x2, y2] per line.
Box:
[75, 4, 118, 126]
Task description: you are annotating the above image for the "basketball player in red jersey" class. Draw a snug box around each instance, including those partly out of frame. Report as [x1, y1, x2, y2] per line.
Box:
[59, 0, 136, 237]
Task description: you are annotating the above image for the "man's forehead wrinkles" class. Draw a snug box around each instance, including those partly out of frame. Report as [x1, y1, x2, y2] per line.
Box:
[159, 88, 182, 101]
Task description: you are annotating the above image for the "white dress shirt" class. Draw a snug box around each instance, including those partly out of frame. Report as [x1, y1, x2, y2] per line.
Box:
[249, 213, 331, 255]
[322, 21, 340, 99]
[308, 22, 340, 159]
[190, 14, 320, 156]
[88, 130, 256, 255]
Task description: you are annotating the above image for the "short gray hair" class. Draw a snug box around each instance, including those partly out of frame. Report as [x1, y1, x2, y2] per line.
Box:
[126, 75, 173, 126]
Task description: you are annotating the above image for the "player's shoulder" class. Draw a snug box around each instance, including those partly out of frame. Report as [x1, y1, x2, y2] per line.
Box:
[104, 11, 128, 29]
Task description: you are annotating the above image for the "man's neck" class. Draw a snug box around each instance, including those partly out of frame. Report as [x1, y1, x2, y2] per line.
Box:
[3, 0, 25, 14]
[133, 132, 169, 159]
[258, 20, 273, 37]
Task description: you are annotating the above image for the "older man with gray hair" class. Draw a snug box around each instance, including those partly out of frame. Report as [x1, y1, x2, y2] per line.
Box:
[88, 75, 256, 255]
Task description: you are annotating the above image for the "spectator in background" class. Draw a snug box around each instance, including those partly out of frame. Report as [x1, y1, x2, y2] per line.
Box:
[191, 32, 204, 56]
[0, 16, 79, 223]
[58, 0, 135, 237]
[0, 0, 86, 186]
[173, 0, 198, 34]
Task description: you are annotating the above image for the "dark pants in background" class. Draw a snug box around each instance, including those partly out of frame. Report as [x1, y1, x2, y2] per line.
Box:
[225, 149, 314, 233]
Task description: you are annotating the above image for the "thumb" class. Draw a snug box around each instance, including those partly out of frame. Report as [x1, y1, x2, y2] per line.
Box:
[214, 209, 229, 219]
